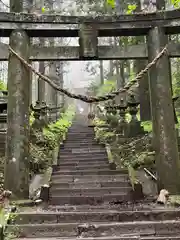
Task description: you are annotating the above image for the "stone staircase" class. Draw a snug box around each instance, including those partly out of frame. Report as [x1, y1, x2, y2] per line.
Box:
[9, 118, 180, 239]
[50, 123, 131, 206]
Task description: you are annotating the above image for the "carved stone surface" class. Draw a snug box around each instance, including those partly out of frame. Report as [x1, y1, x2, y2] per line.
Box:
[79, 23, 98, 59]
[0, 9, 179, 24]
[1, 42, 180, 61]
[0, 10, 180, 37]
[148, 26, 180, 194]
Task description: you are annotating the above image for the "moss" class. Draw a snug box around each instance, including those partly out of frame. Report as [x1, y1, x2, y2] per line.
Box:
[128, 166, 140, 190]
[94, 115, 155, 172]
[29, 105, 75, 177]
[106, 145, 114, 163]
[141, 121, 152, 132]
[11, 199, 33, 205]
[168, 195, 180, 206]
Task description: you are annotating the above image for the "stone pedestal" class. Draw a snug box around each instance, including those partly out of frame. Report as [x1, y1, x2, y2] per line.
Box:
[126, 94, 146, 137]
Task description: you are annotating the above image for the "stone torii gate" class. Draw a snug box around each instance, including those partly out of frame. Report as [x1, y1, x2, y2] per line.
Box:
[2, 1, 180, 196]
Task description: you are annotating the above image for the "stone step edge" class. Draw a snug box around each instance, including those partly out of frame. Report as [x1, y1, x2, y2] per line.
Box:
[51, 174, 129, 178]
[56, 164, 109, 167]
[52, 170, 127, 173]
[50, 187, 131, 191]
[13, 237, 180, 240]
[50, 193, 129, 197]
[8, 220, 180, 227]
[59, 154, 108, 158]
[16, 209, 180, 215]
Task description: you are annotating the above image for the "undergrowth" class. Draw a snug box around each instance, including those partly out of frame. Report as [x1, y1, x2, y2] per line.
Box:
[93, 116, 155, 170]
[29, 104, 75, 177]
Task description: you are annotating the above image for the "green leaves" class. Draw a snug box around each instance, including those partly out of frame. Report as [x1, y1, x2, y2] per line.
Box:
[126, 4, 137, 14]
[106, 0, 115, 8]
[30, 105, 75, 175]
[0, 208, 8, 228]
[171, 0, 180, 8]
[106, 1, 180, 11]
[0, 81, 6, 91]
[106, 0, 137, 13]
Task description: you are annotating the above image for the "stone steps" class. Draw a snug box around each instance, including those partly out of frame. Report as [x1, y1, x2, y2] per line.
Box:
[50, 180, 131, 188]
[65, 137, 96, 140]
[46, 203, 174, 212]
[58, 157, 109, 162]
[12, 120, 180, 239]
[59, 148, 106, 154]
[57, 162, 109, 167]
[14, 209, 180, 224]
[59, 157, 108, 162]
[59, 153, 108, 159]
[8, 220, 180, 238]
[51, 174, 129, 182]
[13, 237, 180, 240]
[67, 129, 94, 132]
[64, 141, 97, 145]
[63, 143, 100, 147]
[50, 193, 131, 205]
[52, 170, 128, 176]
[56, 165, 110, 171]
[50, 186, 131, 196]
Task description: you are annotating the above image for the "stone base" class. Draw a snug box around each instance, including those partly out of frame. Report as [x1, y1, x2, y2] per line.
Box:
[127, 121, 146, 137]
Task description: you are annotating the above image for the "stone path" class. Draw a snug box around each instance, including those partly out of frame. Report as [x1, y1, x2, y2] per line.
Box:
[9, 118, 180, 239]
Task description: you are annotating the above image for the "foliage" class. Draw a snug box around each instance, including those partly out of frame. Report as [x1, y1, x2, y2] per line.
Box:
[171, 0, 180, 8]
[29, 105, 75, 176]
[93, 117, 116, 143]
[0, 203, 17, 239]
[30, 112, 35, 126]
[111, 135, 155, 170]
[106, 0, 180, 12]
[97, 79, 116, 96]
[107, 0, 115, 8]
[94, 112, 154, 170]
[0, 81, 7, 91]
[0, 208, 9, 228]
[0, 208, 9, 239]
[141, 121, 152, 132]
[126, 4, 137, 14]
[43, 108, 74, 149]
[93, 117, 106, 126]
[95, 127, 115, 144]
[128, 166, 139, 190]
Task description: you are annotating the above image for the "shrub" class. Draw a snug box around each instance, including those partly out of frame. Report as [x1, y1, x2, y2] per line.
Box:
[29, 105, 75, 176]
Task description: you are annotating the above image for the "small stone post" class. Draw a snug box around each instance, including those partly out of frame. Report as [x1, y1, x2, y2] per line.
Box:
[147, 26, 180, 193]
[4, 28, 30, 197]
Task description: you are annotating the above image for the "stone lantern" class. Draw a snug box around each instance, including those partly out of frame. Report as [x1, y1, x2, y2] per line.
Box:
[116, 98, 128, 137]
[127, 94, 146, 137]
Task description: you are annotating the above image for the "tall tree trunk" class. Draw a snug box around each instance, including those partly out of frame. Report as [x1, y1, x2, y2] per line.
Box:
[99, 60, 104, 85]
[134, 0, 151, 121]
[108, 38, 114, 77]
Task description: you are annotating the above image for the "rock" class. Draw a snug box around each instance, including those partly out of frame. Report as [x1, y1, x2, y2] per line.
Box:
[157, 189, 169, 205]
